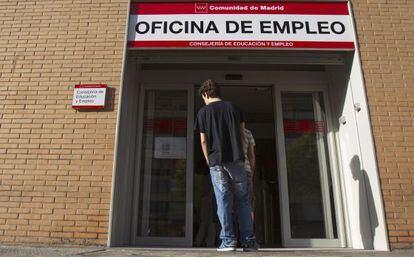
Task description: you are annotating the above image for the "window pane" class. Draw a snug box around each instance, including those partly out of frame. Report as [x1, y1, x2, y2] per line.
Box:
[282, 92, 337, 239]
[137, 90, 188, 237]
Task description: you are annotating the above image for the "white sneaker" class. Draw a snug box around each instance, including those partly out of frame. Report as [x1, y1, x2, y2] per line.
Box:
[217, 242, 236, 252]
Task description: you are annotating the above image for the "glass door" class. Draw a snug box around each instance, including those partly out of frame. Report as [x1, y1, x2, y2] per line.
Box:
[132, 86, 194, 246]
[275, 88, 345, 247]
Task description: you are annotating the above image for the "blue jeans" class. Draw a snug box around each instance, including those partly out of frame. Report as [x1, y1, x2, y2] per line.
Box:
[209, 161, 256, 246]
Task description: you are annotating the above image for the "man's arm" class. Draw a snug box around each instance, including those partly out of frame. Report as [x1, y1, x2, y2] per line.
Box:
[200, 133, 209, 165]
[240, 122, 246, 148]
[247, 143, 256, 174]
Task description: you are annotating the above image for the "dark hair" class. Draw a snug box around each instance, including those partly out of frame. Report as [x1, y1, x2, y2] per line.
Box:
[198, 79, 220, 98]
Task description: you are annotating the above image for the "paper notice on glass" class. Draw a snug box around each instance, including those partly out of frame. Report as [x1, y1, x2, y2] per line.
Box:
[154, 137, 187, 159]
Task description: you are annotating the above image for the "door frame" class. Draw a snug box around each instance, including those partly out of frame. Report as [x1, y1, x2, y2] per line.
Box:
[131, 84, 195, 246]
[274, 83, 346, 248]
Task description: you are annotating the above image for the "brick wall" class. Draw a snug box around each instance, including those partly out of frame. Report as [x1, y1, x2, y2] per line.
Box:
[0, 0, 128, 244]
[0, 0, 413, 249]
[352, 0, 414, 249]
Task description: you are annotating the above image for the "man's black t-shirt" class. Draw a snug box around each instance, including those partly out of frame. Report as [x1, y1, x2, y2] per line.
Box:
[195, 100, 244, 167]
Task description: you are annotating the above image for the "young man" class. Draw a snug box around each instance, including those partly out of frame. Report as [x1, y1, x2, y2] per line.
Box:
[195, 79, 257, 252]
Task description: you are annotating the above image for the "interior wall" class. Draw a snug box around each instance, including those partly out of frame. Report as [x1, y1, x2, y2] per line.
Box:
[346, 51, 389, 250]
[328, 63, 367, 249]
[327, 53, 388, 250]
[109, 59, 140, 246]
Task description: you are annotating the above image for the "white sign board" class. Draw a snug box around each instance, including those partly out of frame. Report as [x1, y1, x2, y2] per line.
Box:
[72, 84, 107, 110]
[128, 2, 355, 50]
[154, 137, 187, 159]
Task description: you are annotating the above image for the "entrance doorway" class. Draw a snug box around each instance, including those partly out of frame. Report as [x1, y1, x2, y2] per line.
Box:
[109, 49, 388, 250]
[129, 80, 344, 248]
[114, 52, 348, 248]
[193, 85, 280, 248]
